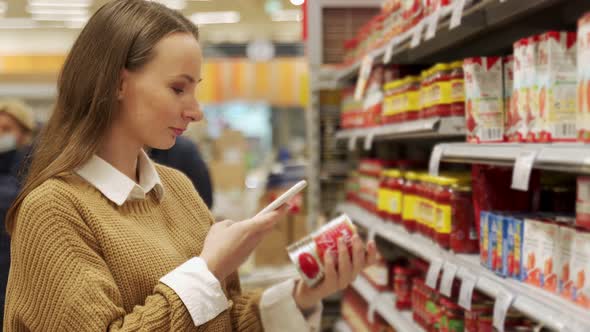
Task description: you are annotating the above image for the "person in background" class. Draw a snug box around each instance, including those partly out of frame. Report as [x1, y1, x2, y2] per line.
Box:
[150, 135, 213, 208]
[0, 99, 35, 327]
[3, 1, 377, 331]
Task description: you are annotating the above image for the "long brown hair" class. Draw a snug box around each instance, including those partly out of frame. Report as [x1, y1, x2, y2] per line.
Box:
[6, 0, 199, 234]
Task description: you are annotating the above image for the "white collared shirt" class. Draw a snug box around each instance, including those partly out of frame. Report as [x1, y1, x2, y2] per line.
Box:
[75, 151, 322, 331]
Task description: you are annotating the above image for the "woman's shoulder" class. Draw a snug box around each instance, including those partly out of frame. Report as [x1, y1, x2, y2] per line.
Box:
[21, 174, 88, 211]
[155, 163, 194, 190]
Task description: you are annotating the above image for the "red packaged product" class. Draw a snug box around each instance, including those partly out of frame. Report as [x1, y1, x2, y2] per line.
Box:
[287, 214, 356, 287]
[464, 56, 505, 143]
[510, 38, 529, 142]
[524, 35, 542, 142]
[578, 13, 590, 142]
[503, 55, 514, 141]
[577, 177, 590, 230]
[471, 165, 541, 236]
[450, 184, 479, 254]
[393, 265, 413, 310]
[450, 61, 466, 117]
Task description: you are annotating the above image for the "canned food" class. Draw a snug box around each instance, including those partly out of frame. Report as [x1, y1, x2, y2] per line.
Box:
[287, 214, 357, 287]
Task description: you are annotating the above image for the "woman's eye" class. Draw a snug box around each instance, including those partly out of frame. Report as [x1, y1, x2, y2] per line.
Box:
[172, 87, 184, 95]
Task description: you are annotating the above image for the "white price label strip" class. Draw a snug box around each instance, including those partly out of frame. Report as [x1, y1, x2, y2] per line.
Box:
[383, 41, 395, 64]
[425, 10, 441, 40]
[367, 292, 390, 324]
[410, 22, 424, 48]
[348, 136, 357, 151]
[458, 270, 477, 310]
[440, 262, 458, 297]
[511, 150, 539, 191]
[426, 258, 443, 289]
[450, 0, 467, 29]
[363, 132, 375, 151]
[429, 144, 446, 176]
[493, 291, 515, 332]
[354, 55, 374, 101]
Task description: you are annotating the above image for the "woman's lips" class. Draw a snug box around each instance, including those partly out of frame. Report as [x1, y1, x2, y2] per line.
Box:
[171, 128, 185, 136]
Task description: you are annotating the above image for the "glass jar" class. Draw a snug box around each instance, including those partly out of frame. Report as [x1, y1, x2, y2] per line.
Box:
[402, 171, 419, 232]
[440, 298, 464, 332]
[418, 69, 431, 119]
[426, 290, 442, 331]
[450, 60, 466, 116]
[404, 76, 422, 122]
[428, 63, 453, 118]
[388, 170, 405, 224]
[477, 314, 494, 332]
[423, 175, 438, 240]
[393, 266, 413, 310]
[464, 301, 493, 332]
[433, 176, 459, 249]
[451, 184, 479, 253]
[377, 171, 392, 220]
[414, 173, 429, 236]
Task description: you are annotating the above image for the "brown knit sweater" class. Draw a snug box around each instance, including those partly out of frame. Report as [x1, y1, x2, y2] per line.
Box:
[3, 165, 263, 331]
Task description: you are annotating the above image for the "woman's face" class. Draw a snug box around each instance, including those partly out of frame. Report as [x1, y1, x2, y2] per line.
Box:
[117, 32, 203, 150]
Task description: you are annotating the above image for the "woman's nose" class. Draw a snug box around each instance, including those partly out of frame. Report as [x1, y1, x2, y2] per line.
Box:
[183, 101, 203, 122]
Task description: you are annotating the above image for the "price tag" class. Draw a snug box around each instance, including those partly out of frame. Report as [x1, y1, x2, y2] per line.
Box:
[383, 41, 395, 64]
[450, 0, 467, 29]
[511, 150, 539, 191]
[429, 144, 446, 176]
[440, 262, 458, 297]
[493, 291, 515, 332]
[426, 258, 443, 289]
[410, 21, 424, 48]
[363, 132, 375, 151]
[348, 136, 357, 151]
[354, 54, 374, 101]
[425, 10, 441, 40]
[458, 270, 477, 310]
[367, 227, 377, 242]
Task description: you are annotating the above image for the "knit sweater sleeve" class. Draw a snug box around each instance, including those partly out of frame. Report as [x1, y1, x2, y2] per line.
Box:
[4, 185, 195, 332]
[225, 272, 265, 331]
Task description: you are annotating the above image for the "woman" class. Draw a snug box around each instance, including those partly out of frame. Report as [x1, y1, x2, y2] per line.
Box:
[3, 1, 377, 331]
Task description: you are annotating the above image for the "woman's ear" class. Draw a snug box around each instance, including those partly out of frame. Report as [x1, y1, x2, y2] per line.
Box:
[118, 69, 130, 101]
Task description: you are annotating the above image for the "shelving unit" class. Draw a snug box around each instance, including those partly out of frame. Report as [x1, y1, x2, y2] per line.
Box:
[351, 275, 425, 332]
[322, 0, 590, 86]
[338, 203, 590, 332]
[306, 0, 590, 330]
[432, 142, 590, 175]
[335, 116, 465, 142]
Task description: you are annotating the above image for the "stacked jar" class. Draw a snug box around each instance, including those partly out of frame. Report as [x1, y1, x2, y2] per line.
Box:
[382, 79, 405, 124]
[426, 63, 453, 118]
[402, 171, 420, 233]
[450, 60, 466, 117]
[377, 169, 404, 223]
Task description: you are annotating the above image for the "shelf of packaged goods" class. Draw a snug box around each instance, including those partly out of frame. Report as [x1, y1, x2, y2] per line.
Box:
[351, 275, 424, 332]
[330, 0, 590, 85]
[337, 203, 590, 332]
[432, 142, 590, 175]
[335, 116, 466, 142]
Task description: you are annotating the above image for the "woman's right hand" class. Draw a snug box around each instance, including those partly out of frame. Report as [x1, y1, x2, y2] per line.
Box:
[200, 206, 289, 281]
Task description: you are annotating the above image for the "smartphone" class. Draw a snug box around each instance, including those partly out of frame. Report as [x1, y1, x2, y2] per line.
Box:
[255, 180, 308, 217]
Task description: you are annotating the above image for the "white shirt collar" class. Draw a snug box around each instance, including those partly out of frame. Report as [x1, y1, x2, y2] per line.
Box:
[76, 149, 165, 206]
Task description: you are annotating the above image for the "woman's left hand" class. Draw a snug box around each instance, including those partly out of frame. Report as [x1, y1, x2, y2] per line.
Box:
[292, 234, 378, 310]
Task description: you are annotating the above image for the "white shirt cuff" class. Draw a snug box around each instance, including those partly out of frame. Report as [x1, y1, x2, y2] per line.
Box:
[160, 257, 229, 326]
[260, 279, 323, 332]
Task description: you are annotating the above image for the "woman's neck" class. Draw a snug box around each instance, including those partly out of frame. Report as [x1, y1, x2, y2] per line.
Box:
[97, 126, 142, 183]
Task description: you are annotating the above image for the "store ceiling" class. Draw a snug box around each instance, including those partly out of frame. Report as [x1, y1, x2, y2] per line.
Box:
[0, 0, 303, 43]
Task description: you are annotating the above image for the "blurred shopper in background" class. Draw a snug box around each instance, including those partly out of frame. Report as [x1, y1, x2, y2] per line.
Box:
[150, 135, 213, 208]
[0, 99, 35, 327]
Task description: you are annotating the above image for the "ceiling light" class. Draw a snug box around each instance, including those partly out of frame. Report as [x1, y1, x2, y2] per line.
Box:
[290, 0, 305, 6]
[148, 0, 186, 10]
[28, 0, 91, 6]
[190, 11, 240, 25]
[27, 7, 88, 16]
[32, 13, 89, 22]
[0, 18, 39, 29]
[271, 9, 302, 22]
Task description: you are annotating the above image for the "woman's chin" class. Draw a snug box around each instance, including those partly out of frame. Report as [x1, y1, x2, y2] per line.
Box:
[149, 136, 176, 150]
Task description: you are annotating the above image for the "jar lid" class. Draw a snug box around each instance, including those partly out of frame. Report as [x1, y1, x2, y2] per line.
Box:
[384, 79, 405, 91]
[384, 169, 403, 178]
[450, 60, 463, 69]
[404, 171, 420, 181]
[431, 63, 451, 73]
[432, 175, 459, 186]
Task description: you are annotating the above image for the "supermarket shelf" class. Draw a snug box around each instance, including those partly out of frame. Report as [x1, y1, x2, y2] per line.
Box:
[335, 116, 465, 142]
[351, 275, 424, 332]
[338, 203, 590, 332]
[434, 143, 590, 175]
[333, 319, 353, 332]
[327, 0, 589, 84]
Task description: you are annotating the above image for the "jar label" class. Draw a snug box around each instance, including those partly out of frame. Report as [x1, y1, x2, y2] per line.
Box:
[377, 189, 393, 213]
[389, 190, 402, 214]
[435, 203, 452, 234]
[429, 81, 453, 106]
[450, 79, 465, 103]
[402, 194, 417, 221]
